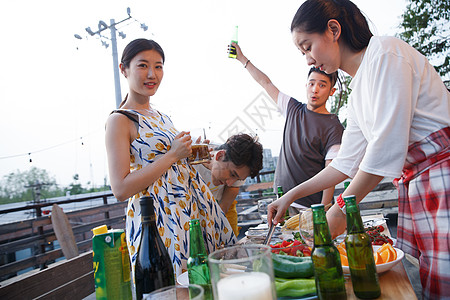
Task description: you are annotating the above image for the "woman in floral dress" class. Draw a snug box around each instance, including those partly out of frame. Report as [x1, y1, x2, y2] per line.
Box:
[105, 39, 236, 279]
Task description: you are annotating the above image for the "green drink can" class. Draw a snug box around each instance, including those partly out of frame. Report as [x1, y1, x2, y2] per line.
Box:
[92, 225, 132, 300]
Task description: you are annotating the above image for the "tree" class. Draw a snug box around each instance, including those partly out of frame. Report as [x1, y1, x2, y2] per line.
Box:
[0, 167, 59, 203]
[330, 74, 352, 128]
[397, 0, 450, 79]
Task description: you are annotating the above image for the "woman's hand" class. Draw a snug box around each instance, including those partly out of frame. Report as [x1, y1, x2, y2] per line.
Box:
[326, 203, 347, 239]
[267, 195, 291, 226]
[169, 131, 192, 161]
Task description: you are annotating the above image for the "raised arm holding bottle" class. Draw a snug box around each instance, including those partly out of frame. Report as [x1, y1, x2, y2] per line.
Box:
[230, 42, 344, 211]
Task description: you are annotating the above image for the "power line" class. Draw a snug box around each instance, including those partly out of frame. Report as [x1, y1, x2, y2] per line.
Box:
[0, 130, 99, 160]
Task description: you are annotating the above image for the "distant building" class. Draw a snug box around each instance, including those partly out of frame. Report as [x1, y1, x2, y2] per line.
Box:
[245, 148, 277, 185]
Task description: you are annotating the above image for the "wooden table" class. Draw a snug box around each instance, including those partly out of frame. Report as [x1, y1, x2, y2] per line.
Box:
[344, 262, 416, 299]
[240, 212, 417, 300]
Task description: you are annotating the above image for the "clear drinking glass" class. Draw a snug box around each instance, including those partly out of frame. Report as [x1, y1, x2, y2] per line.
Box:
[188, 128, 211, 165]
[258, 198, 273, 224]
[144, 284, 204, 300]
[208, 244, 277, 300]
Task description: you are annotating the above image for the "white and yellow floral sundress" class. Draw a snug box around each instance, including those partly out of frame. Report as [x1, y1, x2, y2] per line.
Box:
[113, 109, 236, 279]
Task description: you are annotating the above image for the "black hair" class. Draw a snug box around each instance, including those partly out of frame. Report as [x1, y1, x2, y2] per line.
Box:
[291, 0, 372, 52]
[121, 38, 165, 67]
[217, 133, 263, 178]
[308, 67, 343, 113]
[308, 67, 338, 87]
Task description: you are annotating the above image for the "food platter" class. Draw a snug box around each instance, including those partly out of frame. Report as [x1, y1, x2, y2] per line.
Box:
[341, 245, 404, 274]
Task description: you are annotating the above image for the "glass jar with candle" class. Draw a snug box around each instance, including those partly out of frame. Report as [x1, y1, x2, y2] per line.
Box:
[208, 244, 276, 300]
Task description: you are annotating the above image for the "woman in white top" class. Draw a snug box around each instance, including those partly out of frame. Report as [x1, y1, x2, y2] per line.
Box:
[267, 1, 450, 299]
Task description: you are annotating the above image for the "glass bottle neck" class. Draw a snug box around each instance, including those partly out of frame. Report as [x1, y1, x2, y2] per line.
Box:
[140, 197, 157, 226]
[312, 209, 332, 246]
[189, 222, 207, 255]
[346, 205, 365, 234]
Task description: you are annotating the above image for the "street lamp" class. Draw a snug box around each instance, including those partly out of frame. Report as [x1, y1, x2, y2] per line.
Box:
[74, 7, 149, 108]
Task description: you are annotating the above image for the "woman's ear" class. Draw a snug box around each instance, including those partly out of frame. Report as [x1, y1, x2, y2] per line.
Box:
[119, 63, 127, 78]
[327, 19, 341, 42]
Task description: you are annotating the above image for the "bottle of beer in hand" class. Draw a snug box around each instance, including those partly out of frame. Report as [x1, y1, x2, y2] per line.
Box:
[228, 25, 238, 58]
[311, 204, 347, 299]
[344, 196, 381, 299]
[187, 219, 213, 300]
[134, 196, 174, 300]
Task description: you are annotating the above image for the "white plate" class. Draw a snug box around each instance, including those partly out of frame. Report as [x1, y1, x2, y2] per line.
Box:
[177, 271, 189, 286]
[342, 245, 404, 274]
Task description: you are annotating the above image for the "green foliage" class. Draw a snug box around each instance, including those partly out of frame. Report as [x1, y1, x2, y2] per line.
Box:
[330, 74, 352, 128]
[397, 0, 450, 78]
[0, 168, 110, 205]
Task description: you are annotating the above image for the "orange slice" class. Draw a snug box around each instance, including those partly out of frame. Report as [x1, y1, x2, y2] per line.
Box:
[378, 243, 391, 253]
[386, 244, 397, 261]
[374, 251, 383, 265]
[376, 243, 397, 263]
[340, 254, 348, 266]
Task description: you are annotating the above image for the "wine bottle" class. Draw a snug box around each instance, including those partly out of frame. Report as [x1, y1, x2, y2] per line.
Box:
[311, 204, 347, 299]
[344, 196, 381, 299]
[187, 219, 213, 300]
[135, 196, 175, 300]
[228, 25, 238, 58]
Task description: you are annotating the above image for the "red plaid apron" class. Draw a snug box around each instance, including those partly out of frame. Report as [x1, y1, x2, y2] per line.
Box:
[394, 126, 450, 300]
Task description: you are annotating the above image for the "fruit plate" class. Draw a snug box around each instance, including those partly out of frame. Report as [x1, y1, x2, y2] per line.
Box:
[342, 245, 404, 274]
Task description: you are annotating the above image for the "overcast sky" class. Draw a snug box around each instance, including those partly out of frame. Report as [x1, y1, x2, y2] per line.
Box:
[0, 0, 406, 188]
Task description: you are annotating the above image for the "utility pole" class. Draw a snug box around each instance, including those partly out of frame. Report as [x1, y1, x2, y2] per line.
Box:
[74, 8, 149, 108]
[25, 180, 51, 269]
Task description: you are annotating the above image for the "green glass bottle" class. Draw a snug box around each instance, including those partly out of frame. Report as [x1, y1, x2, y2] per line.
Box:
[311, 204, 347, 299]
[277, 186, 289, 220]
[344, 196, 381, 299]
[187, 219, 212, 300]
[228, 25, 238, 58]
[343, 181, 350, 190]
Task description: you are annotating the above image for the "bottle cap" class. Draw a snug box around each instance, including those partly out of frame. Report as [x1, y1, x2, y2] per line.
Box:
[189, 218, 200, 225]
[343, 195, 357, 204]
[311, 204, 324, 211]
[92, 225, 108, 235]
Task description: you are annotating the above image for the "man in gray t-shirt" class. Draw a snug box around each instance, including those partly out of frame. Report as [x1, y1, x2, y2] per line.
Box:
[232, 43, 344, 210]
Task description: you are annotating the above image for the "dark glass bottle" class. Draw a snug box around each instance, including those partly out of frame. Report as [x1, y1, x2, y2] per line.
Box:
[134, 196, 174, 300]
[344, 196, 381, 299]
[311, 204, 347, 299]
[187, 219, 212, 300]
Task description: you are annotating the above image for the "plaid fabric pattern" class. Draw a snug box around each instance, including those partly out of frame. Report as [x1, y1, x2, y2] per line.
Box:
[394, 127, 450, 300]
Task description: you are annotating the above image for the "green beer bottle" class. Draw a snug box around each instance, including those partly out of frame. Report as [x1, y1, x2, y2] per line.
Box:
[228, 25, 238, 58]
[344, 196, 381, 299]
[343, 181, 350, 190]
[187, 219, 212, 300]
[311, 204, 347, 299]
[276, 186, 289, 220]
